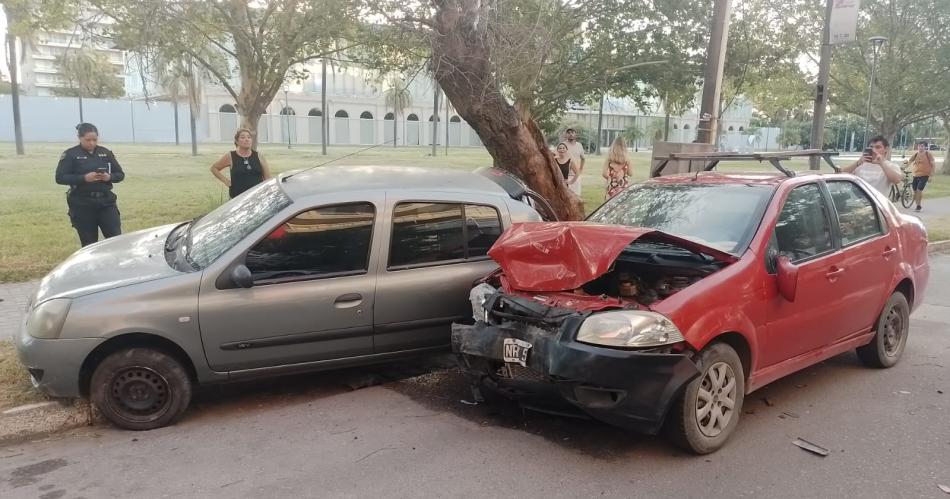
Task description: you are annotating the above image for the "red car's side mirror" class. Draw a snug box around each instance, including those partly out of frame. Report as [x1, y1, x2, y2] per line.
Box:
[775, 255, 798, 302]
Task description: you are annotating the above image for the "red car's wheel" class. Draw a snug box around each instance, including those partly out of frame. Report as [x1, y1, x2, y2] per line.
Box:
[857, 292, 910, 368]
[667, 342, 745, 454]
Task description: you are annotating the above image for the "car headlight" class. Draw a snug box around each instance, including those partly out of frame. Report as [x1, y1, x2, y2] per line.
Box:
[576, 311, 684, 348]
[26, 298, 72, 339]
[469, 283, 497, 322]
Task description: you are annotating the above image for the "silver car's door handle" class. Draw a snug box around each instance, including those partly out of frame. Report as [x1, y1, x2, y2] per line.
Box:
[334, 293, 363, 308]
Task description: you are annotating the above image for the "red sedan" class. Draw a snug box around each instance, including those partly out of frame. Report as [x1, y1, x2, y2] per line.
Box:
[452, 170, 929, 454]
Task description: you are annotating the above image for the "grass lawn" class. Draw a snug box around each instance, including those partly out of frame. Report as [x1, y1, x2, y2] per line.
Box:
[1, 142, 948, 283]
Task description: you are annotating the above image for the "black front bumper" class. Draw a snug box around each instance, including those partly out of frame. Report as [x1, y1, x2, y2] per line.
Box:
[451, 319, 701, 434]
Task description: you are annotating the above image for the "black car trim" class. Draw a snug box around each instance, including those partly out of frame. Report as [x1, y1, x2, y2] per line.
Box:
[374, 316, 466, 335]
[220, 325, 373, 351]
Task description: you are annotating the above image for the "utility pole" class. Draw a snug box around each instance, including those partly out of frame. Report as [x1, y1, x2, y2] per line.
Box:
[321, 58, 327, 155]
[809, 0, 834, 169]
[445, 98, 449, 155]
[595, 93, 605, 155]
[6, 32, 24, 155]
[697, 0, 732, 145]
[431, 84, 440, 156]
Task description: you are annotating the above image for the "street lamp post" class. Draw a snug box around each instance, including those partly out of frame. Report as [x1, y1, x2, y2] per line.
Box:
[862, 36, 887, 144]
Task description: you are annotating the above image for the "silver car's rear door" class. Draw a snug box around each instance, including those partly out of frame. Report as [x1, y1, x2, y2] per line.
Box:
[372, 191, 509, 353]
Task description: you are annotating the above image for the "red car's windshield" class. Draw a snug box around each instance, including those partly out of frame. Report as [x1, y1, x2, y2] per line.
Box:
[587, 183, 774, 255]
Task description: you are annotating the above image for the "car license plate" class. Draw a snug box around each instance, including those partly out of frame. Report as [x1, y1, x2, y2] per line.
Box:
[502, 338, 532, 367]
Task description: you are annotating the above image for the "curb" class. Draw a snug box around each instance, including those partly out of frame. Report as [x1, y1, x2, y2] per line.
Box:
[0, 400, 94, 447]
[929, 240, 950, 254]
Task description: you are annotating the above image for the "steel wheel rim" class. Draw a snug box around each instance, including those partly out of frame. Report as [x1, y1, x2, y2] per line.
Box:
[109, 366, 171, 423]
[882, 306, 905, 357]
[696, 361, 737, 438]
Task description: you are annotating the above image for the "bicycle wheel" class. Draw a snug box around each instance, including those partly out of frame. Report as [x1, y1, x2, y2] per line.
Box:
[900, 186, 914, 208]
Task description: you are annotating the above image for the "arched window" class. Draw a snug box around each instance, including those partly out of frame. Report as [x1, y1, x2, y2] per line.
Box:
[219, 104, 237, 113]
[450, 115, 461, 123]
[308, 108, 322, 117]
[360, 111, 373, 119]
[280, 107, 296, 115]
[384, 112, 395, 120]
[428, 115, 440, 122]
[673, 124, 679, 130]
[407, 114, 419, 121]
[738, 126, 745, 132]
[683, 124, 691, 130]
[728, 126, 735, 132]
[334, 110, 349, 118]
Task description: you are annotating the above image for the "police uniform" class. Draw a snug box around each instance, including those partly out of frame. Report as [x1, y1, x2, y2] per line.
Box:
[55, 144, 125, 246]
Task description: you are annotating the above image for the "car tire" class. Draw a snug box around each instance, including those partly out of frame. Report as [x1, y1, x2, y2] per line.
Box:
[667, 342, 745, 455]
[90, 348, 193, 431]
[856, 292, 910, 368]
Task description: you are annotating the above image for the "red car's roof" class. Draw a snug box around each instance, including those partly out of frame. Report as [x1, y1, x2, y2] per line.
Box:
[645, 171, 791, 186]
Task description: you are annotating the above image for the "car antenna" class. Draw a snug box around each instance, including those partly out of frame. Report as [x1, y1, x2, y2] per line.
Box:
[281, 138, 395, 182]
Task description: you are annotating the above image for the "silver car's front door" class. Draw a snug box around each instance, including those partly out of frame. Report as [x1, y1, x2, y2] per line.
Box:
[373, 196, 507, 353]
[198, 202, 378, 372]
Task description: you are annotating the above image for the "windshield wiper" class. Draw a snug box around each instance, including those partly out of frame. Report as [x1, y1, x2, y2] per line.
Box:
[164, 222, 189, 252]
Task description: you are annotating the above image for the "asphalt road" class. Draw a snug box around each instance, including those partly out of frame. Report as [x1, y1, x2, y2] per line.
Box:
[2, 257, 949, 499]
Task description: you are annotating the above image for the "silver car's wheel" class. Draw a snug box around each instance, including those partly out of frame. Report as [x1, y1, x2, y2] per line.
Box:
[667, 342, 745, 454]
[696, 362, 737, 438]
[90, 348, 193, 431]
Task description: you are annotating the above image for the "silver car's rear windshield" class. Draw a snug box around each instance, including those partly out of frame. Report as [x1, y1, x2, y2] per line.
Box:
[587, 183, 774, 255]
[187, 180, 293, 269]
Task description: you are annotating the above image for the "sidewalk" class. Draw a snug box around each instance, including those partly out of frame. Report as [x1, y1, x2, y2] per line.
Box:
[0, 281, 38, 341]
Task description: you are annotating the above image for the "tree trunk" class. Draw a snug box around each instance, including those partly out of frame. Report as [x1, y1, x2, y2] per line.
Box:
[430, 0, 583, 221]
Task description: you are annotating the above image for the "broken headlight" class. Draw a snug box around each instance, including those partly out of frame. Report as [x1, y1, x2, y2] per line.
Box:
[469, 283, 497, 322]
[576, 311, 684, 349]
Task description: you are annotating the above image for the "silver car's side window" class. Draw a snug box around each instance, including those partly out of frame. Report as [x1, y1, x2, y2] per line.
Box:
[825, 181, 884, 247]
[389, 202, 502, 269]
[245, 202, 375, 282]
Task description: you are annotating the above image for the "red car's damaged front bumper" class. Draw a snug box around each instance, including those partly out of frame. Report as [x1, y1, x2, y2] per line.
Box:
[452, 316, 701, 434]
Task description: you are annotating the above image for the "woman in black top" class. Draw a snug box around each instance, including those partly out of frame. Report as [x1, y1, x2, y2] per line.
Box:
[55, 123, 126, 246]
[554, 142, 579, 188]
[211, 128, 272, 198]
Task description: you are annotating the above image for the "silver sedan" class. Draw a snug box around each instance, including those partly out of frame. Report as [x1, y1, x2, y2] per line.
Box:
[17, 165, 542, 430]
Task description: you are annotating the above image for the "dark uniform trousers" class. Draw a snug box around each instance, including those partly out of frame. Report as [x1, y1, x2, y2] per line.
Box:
[67, 191, 121, 246]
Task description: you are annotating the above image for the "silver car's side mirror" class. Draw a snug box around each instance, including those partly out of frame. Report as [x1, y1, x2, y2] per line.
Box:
[231, 265, 254, 289]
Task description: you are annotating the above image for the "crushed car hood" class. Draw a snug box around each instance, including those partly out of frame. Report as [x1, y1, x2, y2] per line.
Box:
[487, 222, 737, 292]
[33, 223, 182, 304]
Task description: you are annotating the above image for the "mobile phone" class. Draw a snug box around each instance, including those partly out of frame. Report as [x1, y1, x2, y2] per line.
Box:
[96, 167, 108, 173]
[862, 147, 873, 158]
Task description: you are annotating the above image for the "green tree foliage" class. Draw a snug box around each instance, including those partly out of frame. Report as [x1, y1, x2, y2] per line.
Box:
[829, 0, 950, 142]
[51, 48, 125, 98]
[93, 0, 361, 138]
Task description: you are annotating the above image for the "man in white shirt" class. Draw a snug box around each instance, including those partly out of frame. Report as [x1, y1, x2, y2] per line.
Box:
[841, 135, 902, 196]
[564, 128, 585, 196]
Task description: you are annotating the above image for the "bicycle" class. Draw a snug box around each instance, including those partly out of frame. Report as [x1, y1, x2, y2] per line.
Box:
[889, 169, 914, 208]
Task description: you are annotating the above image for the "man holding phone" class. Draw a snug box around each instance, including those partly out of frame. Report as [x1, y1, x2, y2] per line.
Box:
[55, 123, 126, 246]
[840, 135, 902, 196]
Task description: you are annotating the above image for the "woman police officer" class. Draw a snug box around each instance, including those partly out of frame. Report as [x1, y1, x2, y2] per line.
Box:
[55, 123, 126, 246]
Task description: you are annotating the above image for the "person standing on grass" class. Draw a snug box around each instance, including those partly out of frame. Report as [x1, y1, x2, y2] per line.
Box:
[841, 135, 902, 196]
[905, 141, 936, 212]
[602, 136, 631, 200]
[563, 128, 585, 196]
[55, 123, 126, 247]
[554, 143, 581, 189]
[210, 128, 273, 198]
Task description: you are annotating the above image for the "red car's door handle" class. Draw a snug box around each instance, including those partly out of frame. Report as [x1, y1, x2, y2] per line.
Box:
[882, 247, 897, 258]
[825, 267, 845, 280]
